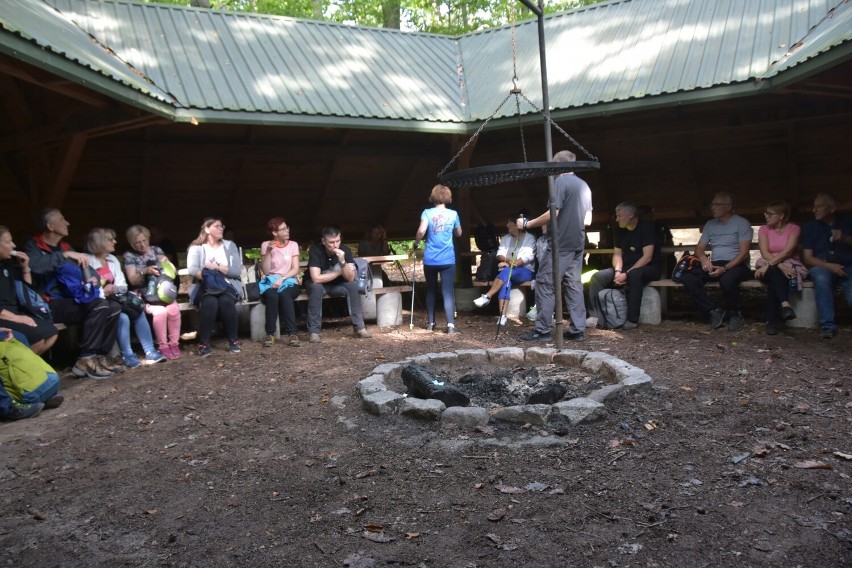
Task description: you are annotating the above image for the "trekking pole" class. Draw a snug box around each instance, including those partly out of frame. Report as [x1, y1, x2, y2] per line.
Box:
[495, 231, 521, 339]
[409, 246, 418, 330]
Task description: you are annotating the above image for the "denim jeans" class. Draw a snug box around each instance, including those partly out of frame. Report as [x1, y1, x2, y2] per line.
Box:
[117, 311, 157, 357]
[809, 265, 852, 332]
[21, 372, 60, 405]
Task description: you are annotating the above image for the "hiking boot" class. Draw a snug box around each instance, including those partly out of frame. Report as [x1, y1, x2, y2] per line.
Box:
[44, 395, 64, 410]
[262, 334, 275, 348]
[766, 322, 779, 336]
[288, 334, 301, 347]
[1, 401, 44, 421]
[228, 340, 242, 353]
[519, 330, 552, 342]
[169, 345, 182, 360]
[473, 295, 490, 308]
[622, 320, 638, 330]
[728, 312, 744, 332]
[447, 324, 459, 335]
[145, 351, 167, 364]
[820, 328, 836, 339]
[99, 356, 125, 374]
[781, 306, 797, 321]
[564, 331, 586, 342]
[309, 333, 322, 344]
[71, 356, 113, 380]
[709, 309, 726, 329]
[122, 353, 142, 369]
[161, 345, 180, 360]
[355, 328, 372, 339]
[197, 344, 212, 357]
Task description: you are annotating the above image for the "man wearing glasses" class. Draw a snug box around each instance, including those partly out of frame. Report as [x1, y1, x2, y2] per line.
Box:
[681, 192, 753, 331]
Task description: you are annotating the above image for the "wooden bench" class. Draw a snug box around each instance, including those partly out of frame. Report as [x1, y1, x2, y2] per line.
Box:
[641, 278, 817, 328]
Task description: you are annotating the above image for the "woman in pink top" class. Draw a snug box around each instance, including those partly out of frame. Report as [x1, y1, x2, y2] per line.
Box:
[754, 201, 807, 335]
[260, 217, 302, 347]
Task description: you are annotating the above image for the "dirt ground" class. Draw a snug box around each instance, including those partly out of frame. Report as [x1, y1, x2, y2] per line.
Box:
[1, 306, 850, 567]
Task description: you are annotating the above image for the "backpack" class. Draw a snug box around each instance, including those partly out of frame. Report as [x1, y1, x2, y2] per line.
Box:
[46, 262, 99, 304]
[354, 258, 372, 295]
[598, 288, 627, 329]
[475, 251, 499, 282]
[671, 252, 701, 283]
[0, 338, 59, 401]
[15, 280, 52, 322]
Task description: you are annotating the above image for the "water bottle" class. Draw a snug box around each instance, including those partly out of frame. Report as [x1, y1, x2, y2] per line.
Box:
[145, 260, 157, 298]
[788, 273, 797, 291]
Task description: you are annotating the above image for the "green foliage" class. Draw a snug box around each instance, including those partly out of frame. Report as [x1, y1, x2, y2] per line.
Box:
[135, 0, 606, 33]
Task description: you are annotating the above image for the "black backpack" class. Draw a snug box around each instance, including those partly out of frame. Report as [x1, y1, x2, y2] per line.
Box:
[475, 252, 499, 282]
[473, 224, 499, 253]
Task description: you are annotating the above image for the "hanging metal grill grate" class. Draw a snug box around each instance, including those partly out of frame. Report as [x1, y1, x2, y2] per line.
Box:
[440, 160, 599, 189]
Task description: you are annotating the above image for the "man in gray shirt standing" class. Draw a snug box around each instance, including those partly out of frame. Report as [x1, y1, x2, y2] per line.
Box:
[518, 150, 593, 342]
[681, 192, 753, 331]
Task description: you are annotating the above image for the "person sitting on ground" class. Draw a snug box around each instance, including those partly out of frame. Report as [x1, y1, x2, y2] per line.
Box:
[801, 192, 852, 339]
[0, 330, 44, 421]
[304, 226, 372, 343]
[473, 213, 536, 326]
[415, 184, 463, 334]
[587, 202, 661, 330]
[358, 224, 390, 257]
[22, 209, 123, 379]
[754, 202, 807, 336]
[0, 327, 63, 412]
[0, 226, 58, 355]
[124, 225, 183, 360]
[187, 218, 244, 357]
[86, 228, 166, 368]
[680, 192, 753, 332]
[259, 217, 302, 348]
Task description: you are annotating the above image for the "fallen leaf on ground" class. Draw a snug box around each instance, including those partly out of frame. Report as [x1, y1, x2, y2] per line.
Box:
[793, 460, 832, 470]
[487, 508, 506, 522]
[404, 532, 419, 540]
[833, 452, 852, 460]
[362, 530, 395, 543]
[679, 386, 694, 392]
[494, 484, 525, 494]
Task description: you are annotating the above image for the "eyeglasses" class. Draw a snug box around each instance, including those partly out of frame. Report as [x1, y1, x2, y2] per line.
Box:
[764, 211, 780, 217]
[211, 223, 225, 230]
[710, 202, 729, 208]
[277, 226, 290, 232]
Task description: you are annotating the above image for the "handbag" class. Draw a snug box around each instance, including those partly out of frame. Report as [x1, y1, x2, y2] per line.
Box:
[114, 293, 145, 319]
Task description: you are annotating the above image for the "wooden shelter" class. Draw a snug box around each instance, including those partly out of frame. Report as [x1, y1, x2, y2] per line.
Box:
[1, 0, 851, 249]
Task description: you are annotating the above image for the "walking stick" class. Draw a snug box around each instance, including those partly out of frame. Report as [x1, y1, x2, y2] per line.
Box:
[409, 248, 417, 330]
[495, 232, 521, 339]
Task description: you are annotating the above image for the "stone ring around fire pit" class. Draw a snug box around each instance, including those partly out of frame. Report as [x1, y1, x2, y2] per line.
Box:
[357, 347, 653, 429]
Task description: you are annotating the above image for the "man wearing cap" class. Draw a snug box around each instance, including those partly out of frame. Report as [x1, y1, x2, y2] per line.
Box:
[23, 209, 122, 379]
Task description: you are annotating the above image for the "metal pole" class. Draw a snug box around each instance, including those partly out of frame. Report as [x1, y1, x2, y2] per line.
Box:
[522, 0, 563, 348]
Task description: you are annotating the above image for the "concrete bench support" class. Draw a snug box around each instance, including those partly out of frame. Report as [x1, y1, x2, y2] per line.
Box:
[377, 292, 402, 328]
[638, 287, 661, 325]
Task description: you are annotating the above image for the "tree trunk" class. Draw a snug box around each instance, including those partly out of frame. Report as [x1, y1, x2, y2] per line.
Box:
[382, 0, 400, 29]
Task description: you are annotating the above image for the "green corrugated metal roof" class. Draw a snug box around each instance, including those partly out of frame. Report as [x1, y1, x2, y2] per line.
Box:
[0, 0, 850, 132]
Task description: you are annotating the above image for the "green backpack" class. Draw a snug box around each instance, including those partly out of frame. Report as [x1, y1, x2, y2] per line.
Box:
[0, 338, 58, 401]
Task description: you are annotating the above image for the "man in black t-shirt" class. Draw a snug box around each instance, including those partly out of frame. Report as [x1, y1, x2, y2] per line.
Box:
[587, 202, 661, 329]
[304, 226, 372, 343]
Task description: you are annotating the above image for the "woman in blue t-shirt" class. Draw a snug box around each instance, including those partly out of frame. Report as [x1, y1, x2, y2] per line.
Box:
[414, 185, 462, 333]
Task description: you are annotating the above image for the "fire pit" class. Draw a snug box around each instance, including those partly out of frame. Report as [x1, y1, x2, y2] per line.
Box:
[357, 347, 653, 431]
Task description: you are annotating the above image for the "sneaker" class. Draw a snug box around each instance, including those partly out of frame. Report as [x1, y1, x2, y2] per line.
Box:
[197, 344, 212, 357]
[622, 321, 638, 330]
[145, 351, 167, 364]
[288, 334, 301, 347]
[122, 354, 142, 369]
[355, 328, 373, 339]
[766, 322, 779, 336]
[425, 322, 436, 332]
[447, 324, 459, 335]
[228, 340, 241, 353]
[564, 331, 586, 342]
[262, 334, 275, 348]
[709, 308, 726, 330]
[44, 395, 64, 410]
[519, 330, 552, 342]
[525, 306, 537, 321]
[497, 315, 508, 326]
[309, 333, 322, 344]
[473, 295, 490, 308]
[99, 356, 125, 374]
[71, 356, 113, 380]
[585, 316, 599, 329]
[728, 312, 744, 332]
[781, 306, 797, 321]
[1, 401, 43, 421]
[820, 328, 836, 339]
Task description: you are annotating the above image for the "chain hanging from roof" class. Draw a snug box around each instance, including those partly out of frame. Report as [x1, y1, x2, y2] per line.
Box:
[438, 3, 600, 189]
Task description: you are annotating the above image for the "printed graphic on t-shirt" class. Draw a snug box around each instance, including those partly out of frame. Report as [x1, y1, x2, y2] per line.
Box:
[431, 213, 451, 234]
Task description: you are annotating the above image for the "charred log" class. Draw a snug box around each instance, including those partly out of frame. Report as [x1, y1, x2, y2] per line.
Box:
[401, 364, 470, 407]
